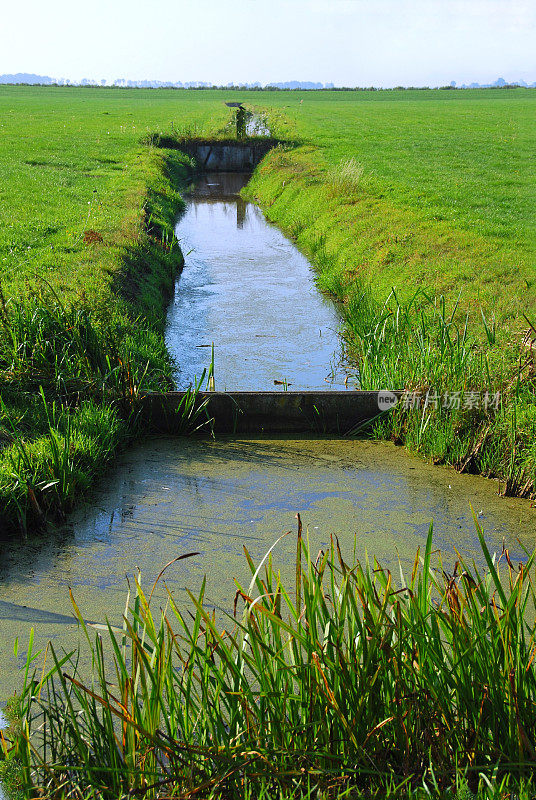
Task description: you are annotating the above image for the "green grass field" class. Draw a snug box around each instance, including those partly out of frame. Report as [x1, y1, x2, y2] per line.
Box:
[1, 84, 536, 798]
[0, 86, 227, 298]
[2, 87, 534, 312]
[0, 85, 535, 534]
[284, 89, 534, 251]
[261, 88, 536, 321]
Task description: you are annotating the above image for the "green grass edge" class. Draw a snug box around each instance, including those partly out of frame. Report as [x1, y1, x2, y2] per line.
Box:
[245, 143, 536, 497]
[0, 146, 191, 535]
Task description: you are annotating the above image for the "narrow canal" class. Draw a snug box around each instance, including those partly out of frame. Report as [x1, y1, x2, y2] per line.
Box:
[166, 172, 350, 390]
[0, 166, 534, 710]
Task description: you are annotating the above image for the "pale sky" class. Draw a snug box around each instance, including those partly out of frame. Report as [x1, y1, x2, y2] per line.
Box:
[1, 0, 535, 87]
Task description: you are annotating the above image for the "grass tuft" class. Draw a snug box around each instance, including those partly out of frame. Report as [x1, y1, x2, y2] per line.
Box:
[329, 157, 365, 194]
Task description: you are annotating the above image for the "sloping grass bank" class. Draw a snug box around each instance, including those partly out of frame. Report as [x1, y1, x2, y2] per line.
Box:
[0, 147, 191, 535]
[246, 145, 536, 498]
[5, 524, 536, 798]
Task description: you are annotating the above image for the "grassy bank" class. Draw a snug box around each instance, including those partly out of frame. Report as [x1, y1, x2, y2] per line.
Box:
[245, 141, 536, 497]
[5, 523, 536, 798]
[265, 88, 536, 303]
[247, 89, 535, 495]
[0, 146, 192, 533]
[0, 86, 229, 534]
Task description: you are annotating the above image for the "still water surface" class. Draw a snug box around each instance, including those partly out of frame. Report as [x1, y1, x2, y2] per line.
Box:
[0, 438, 534, 699]
[166, 172, 350, 390]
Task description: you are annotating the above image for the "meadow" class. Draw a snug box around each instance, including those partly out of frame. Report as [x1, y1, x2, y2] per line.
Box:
[262, 88, 536, 320]
[0, 84, 535, 797]
[2, 86, 533, 311]
[0, 84, 534, 527]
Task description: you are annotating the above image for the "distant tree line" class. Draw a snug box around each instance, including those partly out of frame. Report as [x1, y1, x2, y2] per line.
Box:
[0, 73, 534, 90]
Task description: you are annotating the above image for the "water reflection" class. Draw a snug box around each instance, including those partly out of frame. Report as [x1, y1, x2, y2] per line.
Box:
[166, 173, 351, 390]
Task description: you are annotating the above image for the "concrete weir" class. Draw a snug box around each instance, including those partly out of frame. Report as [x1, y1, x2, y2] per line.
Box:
[138, 391, 401, 435]
[178, 138, 279, 172]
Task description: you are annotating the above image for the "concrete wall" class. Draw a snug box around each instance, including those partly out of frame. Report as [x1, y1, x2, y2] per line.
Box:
[137, 390, 402, 435]
[179, 139, 279, 172]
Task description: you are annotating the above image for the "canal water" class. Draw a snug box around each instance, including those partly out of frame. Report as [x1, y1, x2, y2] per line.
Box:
[165, 172, 350, 390]
[0, 170, 535, 715]
[0, 437, 535, 700]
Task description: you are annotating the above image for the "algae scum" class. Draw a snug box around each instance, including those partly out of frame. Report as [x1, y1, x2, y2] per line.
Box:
[1, 168, 535, 701]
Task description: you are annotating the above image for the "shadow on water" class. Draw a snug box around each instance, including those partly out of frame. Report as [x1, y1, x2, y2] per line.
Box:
[0, 599, 85, 626]
[1, 436, 535, 584]
[0, 438, 302, 588]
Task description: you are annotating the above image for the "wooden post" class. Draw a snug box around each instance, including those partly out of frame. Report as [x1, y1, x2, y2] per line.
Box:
[236, 106, 246, 140]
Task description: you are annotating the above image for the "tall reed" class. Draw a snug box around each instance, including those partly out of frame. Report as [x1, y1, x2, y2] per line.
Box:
[6, 520, 536, 798]
[328, 283, 536, 497]
[0, 287, 212, 534]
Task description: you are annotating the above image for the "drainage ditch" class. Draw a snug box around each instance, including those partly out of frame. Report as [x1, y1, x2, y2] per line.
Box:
[166, 170, 349, 392]
[0, 140, 534, 704]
